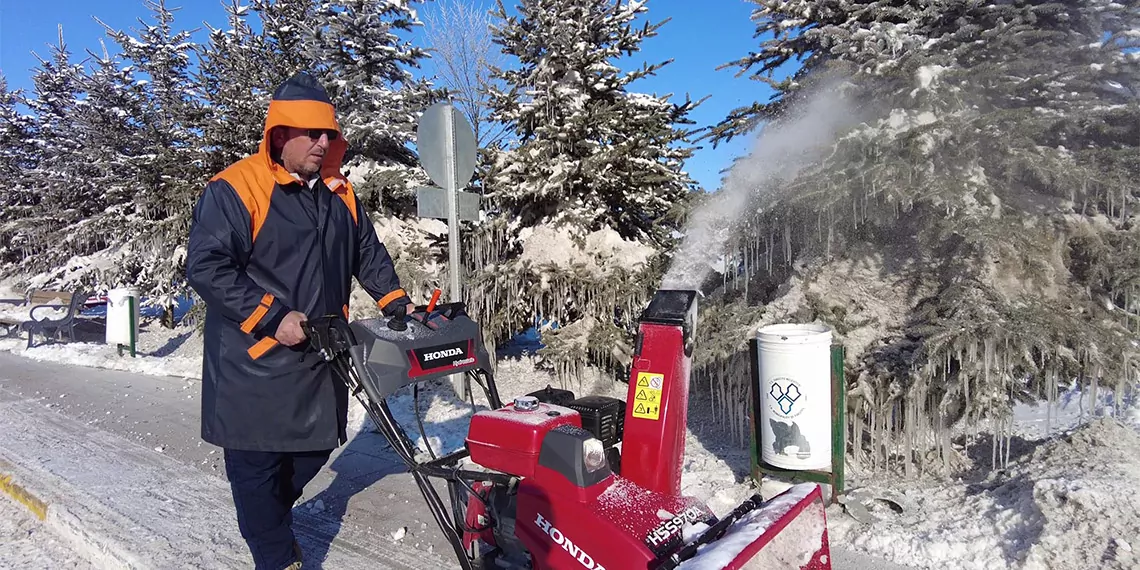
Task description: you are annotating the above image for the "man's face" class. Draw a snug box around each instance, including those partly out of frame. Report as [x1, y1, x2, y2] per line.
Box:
[274, 127, 337, 176]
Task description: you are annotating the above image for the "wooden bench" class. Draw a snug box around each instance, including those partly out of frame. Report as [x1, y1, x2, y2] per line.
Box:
[0, 289, 93, 348]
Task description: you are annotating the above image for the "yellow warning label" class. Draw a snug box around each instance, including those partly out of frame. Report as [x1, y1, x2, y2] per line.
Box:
[632, 372, 663, 420]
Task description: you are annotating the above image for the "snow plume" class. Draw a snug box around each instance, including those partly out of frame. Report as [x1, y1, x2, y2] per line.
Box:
[662, 79, 862, 291]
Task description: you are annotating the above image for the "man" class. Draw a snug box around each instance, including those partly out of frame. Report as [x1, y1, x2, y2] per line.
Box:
[186, 72, 414, 570]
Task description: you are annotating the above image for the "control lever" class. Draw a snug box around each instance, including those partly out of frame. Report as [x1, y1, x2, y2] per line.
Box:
[387, 314, 408, 331]
[426, 288, 441, 313]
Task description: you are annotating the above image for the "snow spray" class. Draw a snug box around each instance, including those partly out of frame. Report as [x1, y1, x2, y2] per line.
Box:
[662, 79, 863, 291]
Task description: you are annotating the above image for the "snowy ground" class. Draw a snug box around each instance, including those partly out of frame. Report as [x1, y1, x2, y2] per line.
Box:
[828, 417, 1140, 569]
[0, 495, 94, 570]
[0, 309, 1138, 569]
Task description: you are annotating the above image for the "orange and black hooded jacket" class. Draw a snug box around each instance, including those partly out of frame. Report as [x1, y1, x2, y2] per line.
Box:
[186, 72, 410, 452]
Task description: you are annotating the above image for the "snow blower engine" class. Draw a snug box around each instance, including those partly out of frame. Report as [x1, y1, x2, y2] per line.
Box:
[302, 289, 832, 570]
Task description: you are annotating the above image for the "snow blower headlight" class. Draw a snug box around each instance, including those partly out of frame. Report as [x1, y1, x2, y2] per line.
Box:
[583, 437, 607, 472]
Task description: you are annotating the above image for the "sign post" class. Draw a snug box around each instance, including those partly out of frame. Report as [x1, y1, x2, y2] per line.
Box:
[415, 102, 479, 397]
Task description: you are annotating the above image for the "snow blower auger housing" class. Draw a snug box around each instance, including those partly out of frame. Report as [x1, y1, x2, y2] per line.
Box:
[301, 290, 833, 570]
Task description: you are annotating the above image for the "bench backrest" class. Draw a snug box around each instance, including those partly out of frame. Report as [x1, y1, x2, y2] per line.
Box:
[27, 289, 78, 307]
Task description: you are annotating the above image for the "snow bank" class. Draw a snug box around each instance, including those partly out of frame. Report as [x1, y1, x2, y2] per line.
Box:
[0, 324, 203, 380]
[517, 225, 655, 276]
[830, 418, 1140, 570]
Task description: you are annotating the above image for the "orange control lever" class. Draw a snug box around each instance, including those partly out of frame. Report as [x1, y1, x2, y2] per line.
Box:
[426, 288, 441, 313]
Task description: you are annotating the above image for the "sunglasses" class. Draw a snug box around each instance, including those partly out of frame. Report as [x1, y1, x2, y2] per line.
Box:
[296, 128, 339, 141]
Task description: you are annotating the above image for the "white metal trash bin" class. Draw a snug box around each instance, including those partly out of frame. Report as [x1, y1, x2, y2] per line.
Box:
[106, 287, 140, 357]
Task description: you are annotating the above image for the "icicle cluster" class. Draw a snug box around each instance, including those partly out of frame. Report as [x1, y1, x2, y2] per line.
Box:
[462, 217, 661, 385]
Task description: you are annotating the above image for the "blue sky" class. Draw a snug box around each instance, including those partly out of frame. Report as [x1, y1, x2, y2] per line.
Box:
[0, 0, 773, 191]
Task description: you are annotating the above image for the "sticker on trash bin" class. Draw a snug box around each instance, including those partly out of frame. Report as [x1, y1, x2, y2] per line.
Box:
[633, 372, 663, 420]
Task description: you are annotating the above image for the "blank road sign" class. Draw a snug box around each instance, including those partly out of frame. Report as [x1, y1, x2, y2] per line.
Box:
[415, 186, 480, 221]
[417, 103, 477, 191]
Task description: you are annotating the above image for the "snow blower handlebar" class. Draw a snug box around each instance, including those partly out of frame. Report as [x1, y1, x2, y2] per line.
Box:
[300, 309, 505, 570]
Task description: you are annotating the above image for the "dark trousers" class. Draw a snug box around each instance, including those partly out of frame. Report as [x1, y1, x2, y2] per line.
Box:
[223, 448, 333, 570]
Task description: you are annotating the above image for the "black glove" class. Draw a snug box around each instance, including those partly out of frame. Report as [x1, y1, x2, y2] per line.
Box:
[381, 295, 411, 318]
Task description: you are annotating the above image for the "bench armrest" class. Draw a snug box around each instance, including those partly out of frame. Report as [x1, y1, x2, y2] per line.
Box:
[29, 304, 69, 322]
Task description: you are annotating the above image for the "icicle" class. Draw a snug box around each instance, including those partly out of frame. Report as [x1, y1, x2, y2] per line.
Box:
[870, 406, 877, 472]
[991, 422, 998, 471]
[904, 396, 913, 478]
[766, 230, 772, 274]
[783, 220, 791, 267]
[1004, 386, 1012, 468]
[1121, 186, 1128, 225]
[862, 186, 869, 226]
[743, 242, 749, 300]
[1115, 376, 1123, 420]
[937, 404, 946, 475]
[883, 400, 892, 472]
[963, 353, 971, 424]
[827, 205, 834, 258]
[1046, 366, 1055, 435]
[752, 234, 761, 280]
[1092, 371, 1099, 419]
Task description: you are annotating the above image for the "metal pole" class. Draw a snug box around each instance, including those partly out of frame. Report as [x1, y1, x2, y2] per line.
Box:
[443, 104, 461, 306]
[443, 105, 469, 398]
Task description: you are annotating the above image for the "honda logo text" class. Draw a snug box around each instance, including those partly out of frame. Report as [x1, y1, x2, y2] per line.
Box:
[534, 512, 606, 570]
[423, 347, 464, 361]
[411, 341, 471, 370]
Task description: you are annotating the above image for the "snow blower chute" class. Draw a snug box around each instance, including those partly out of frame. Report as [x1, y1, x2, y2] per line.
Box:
[301, 289, 832, 570]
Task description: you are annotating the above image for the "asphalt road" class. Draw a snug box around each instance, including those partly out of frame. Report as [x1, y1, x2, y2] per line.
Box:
[0, 351, 910, 569]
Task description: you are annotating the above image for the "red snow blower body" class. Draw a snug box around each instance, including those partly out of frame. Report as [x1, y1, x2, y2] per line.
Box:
[302, 289, 832, 570]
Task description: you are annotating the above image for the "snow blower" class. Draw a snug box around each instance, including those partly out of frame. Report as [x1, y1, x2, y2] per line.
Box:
[301, 289, 832, 570]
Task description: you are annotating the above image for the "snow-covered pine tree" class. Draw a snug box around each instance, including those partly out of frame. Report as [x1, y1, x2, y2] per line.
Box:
[312, 0, 438, 218]
[250, 0, 321, 85]
[64, 41, 149, 262]
[0, 75, 35, 180]
[470, 0, 703, 381]
[693, 0, 1140, 472]
[16, 26, 99, 275]
[97, 0, 206, 314]
[0, 75, 39, 266]
[195, 0, 271, 175]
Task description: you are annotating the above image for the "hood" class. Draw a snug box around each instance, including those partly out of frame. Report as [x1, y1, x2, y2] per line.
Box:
[259, 72, 349, 187]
